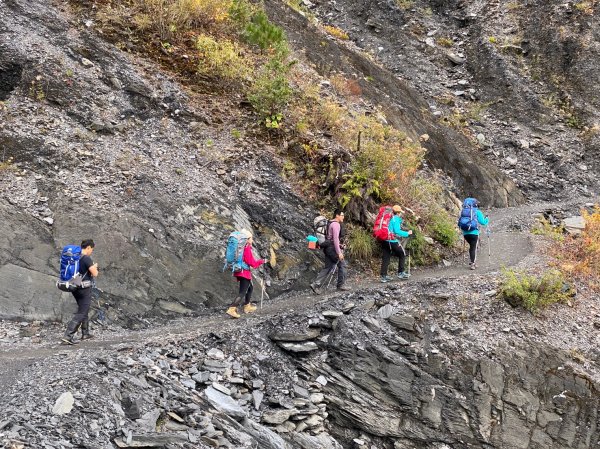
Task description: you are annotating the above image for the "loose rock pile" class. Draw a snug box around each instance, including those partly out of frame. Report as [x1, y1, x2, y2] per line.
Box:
[2, 260, 600, 448]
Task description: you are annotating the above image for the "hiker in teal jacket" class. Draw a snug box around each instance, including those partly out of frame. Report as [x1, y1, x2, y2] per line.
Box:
[381, 205, 412, 282]
[461, 202, 489, 270]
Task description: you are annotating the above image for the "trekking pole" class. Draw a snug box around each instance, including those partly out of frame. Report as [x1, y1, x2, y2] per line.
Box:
[407, 247, 411, 276]
[260, 274, 264, 310]
[260, 267, 266, 310]
[486, 224, 491, 264]
[326, 262, 339, 289]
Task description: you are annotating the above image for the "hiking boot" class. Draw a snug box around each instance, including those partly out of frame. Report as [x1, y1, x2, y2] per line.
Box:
[226, 307, 241, 319]
[469, 263, 477, 270]
[61, 319, 79, 345]
[397, 272, 410, 280]
[61, 335, 78, 345]
[243, 303, 257, 314]
[310, 283, 321, 295]
[381, 275, 392, 283]
[81, 318, 93, 341]
[337, 285, 351, 292]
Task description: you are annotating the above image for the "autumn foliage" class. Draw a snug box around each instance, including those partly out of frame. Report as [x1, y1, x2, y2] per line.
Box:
[556, 206, 600, 289]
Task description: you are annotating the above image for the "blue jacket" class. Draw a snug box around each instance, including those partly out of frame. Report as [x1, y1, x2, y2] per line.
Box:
[386, 215, 410, 243]
[463, 209, 489, 236]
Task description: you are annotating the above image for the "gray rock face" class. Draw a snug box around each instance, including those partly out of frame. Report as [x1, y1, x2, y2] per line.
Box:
[296, 315, 600, 448]
[205, 386, 246, 419]
[563, 216, 586, 234]
[264, 0, 526, 208]
[0, 0, 323, 324]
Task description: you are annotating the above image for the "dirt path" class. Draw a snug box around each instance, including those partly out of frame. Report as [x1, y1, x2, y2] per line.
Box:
[0, 203, 543, 396]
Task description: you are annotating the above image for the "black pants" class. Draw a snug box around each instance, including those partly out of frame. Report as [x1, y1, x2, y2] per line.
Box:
[380, 241, 406, 276]
[464, 234, 479, 263]
[71, 287, 92, 329]
[230, 278, 253, 307]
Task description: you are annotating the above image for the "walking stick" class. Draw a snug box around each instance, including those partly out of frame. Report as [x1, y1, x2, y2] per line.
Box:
[326, 261, 339, 289]
[407, 247, 411, 276]
[486, 225, 491, 264]
[260, 275, 264, 310]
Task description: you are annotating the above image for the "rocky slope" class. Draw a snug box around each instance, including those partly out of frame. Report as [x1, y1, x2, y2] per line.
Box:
[0, 0, 325, 324]
[285, 0, 600, 200]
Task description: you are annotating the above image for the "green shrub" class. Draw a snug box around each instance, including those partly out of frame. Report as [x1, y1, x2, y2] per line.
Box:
[228, 0, 256, 29]
[499, 269, 573, 314]
[244, 10, 287, 51]
[406, 225, 430, 266]
[428, 212, 459, 247]
[248, 56, 293, 124]
[196, 34, 249, 81]
[347, 226, 376, 263]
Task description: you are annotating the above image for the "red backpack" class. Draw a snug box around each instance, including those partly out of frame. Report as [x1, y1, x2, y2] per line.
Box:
[373, 206, 394, 241]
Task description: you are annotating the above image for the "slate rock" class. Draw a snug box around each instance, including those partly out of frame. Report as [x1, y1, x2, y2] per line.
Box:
[377, 304, 395, 319]
[52, 392, 74, 415]
[262, 408, 298, 424]
[563, 216, 586, 235]
[388, 315, 415, 331]
[205, 386, 246, 419]
[277, 342, 319, 352]
[121, 396, 142, 420]
[269, 328, 321, 342]
[253, 390, 264, 410]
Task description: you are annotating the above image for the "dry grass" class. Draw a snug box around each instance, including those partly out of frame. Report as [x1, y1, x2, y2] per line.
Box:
[196, 34, 250, 82]
[556, 206, 600, 289]
[323, 25, 349, 40]
[330, 74, 362, 97]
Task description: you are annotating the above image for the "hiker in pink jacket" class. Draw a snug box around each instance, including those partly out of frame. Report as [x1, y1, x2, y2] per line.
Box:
[226, 230, 267, 318]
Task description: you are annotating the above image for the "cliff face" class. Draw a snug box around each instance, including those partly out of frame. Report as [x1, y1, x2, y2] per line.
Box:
[0, 0, 319, 323]
[290, 0, 600, 201]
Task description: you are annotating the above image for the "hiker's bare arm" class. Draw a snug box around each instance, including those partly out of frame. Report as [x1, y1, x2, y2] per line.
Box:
[89, 263, 99, 277]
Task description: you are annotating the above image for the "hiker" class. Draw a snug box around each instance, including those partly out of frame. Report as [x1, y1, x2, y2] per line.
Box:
[226, 230, 267, 319]
[62, 239, 98, 345]
[380, 205, 413, 282]
[310, 209, 349, 294]
[458, 198, 489, 270]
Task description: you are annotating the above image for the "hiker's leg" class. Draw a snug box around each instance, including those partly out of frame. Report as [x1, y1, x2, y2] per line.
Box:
[465, 235, 478, 263]
[73, 288, 92, 329]
[390, 242, 406, 273]
[380, 241, 392, 276]
[313, 253, 336, 286]
[81, 317, 92, 339]
[64, 288, 91, 342]
[243, 280, 254, 305]
[230, 278, 249, 307]
[336, 259, 347, 288]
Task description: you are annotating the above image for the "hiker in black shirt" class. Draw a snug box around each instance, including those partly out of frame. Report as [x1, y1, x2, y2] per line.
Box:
[62, 239, 98, 345]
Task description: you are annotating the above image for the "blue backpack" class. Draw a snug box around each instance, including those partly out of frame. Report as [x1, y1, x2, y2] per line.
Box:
[458, 198, 480, 231]
[59, 245, 82, 282]
[223, 231, 250, 273]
